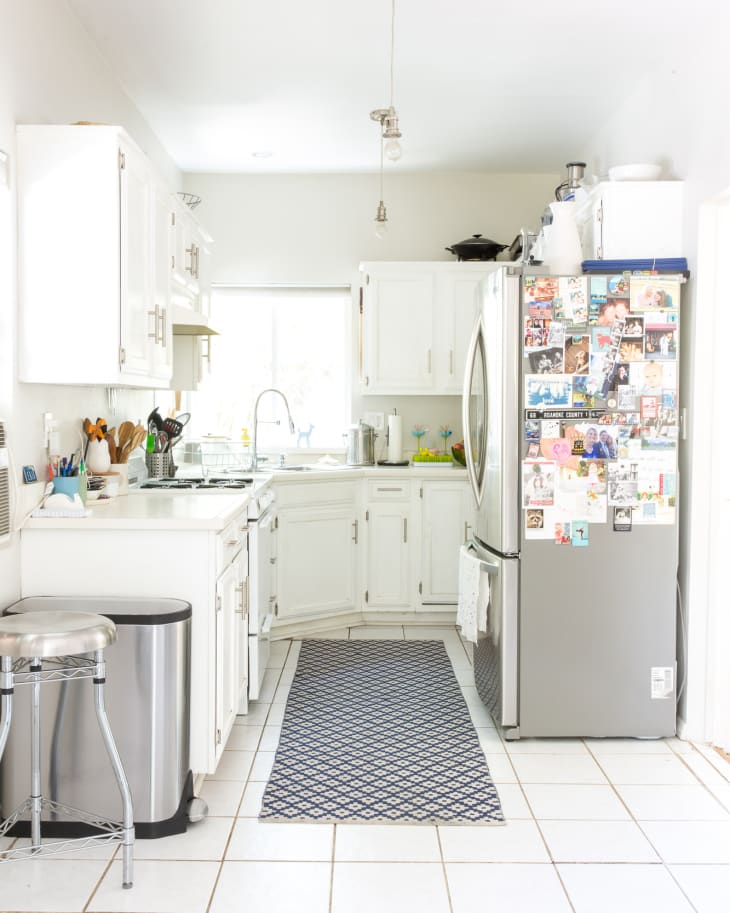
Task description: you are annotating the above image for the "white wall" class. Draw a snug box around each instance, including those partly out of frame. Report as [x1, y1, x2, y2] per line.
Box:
[0, 0, 181, 609]
[578, 18, 730, 740]
[184, 171, 559, 450]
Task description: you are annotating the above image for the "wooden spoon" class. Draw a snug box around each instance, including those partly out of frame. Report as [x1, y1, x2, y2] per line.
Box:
[117, 421, 134, 454]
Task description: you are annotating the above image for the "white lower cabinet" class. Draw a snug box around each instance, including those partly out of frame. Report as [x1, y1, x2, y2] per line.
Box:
[273, 473, 471, 630]
[20, 505, 249, 777]
[420, 480, 473, 606]
[277, 505, 358, 620]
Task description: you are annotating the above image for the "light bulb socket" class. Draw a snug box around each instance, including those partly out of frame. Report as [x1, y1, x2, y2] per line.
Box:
[382, 108, 401, 139]
[374, 200, 388, 224]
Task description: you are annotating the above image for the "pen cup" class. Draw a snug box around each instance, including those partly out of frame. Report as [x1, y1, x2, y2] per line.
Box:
[53, 476, 79, 498]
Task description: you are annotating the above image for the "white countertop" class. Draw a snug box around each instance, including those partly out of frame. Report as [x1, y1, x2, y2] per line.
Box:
[268, 464, 468, 482]
[24, 492, 249, 531]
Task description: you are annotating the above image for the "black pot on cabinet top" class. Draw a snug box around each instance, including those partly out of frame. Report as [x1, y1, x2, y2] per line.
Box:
[445, 234, 508, 261]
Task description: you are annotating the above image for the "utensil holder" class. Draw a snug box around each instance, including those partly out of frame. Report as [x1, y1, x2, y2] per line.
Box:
[145, 452, 172, 479]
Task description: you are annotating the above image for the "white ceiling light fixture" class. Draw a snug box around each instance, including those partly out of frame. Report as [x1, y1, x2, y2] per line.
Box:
[370, 0, 401, 238]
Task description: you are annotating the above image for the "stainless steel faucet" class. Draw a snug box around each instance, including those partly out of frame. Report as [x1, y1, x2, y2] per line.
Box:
[250, 388, 296, 470]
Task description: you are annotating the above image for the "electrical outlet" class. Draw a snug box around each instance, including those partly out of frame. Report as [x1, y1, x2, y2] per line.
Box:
[363, 412, 385, 431]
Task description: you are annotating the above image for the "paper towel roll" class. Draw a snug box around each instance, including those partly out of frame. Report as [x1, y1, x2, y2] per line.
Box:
[387, 414, 403, 463]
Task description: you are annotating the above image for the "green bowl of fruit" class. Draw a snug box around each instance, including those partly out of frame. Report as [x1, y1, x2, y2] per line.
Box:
[451, 442, 466, 466]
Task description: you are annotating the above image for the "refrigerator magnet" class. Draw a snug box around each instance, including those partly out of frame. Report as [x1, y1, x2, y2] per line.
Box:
[554, 522, 571, 545]
[571, 520, 590, 547]
[613, 507, 633, 532]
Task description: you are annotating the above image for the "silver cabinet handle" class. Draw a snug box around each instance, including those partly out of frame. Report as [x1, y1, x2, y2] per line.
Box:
[376, 487, 403, 492]
[227, 538, 238, 546]
[352, 519, 358, 544]
[449, 349, 454, 375]
[403, 518, 408, 543]
[464, 521, 472, 544]
[148, 304, 160, 341]
[426, 349, 432, 374]
[159, 307, 167, 348]
[185, 245, 195, 274]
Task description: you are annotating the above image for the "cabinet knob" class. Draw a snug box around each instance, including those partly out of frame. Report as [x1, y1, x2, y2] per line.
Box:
[352, 519, 358, 544]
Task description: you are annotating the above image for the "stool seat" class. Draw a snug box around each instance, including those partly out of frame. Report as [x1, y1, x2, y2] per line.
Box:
[0, 611, 116, 658]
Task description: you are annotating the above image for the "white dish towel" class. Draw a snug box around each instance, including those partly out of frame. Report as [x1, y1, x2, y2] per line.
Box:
[456, 544, 490, 644]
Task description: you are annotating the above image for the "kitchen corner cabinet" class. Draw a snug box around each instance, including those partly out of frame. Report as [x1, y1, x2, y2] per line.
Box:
[275, 481, 359, 621]
[359, 261, 503, 395]
[16, 124, 172, 387]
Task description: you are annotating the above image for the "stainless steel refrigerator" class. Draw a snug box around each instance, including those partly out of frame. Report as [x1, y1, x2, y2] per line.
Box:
[462, 266, 679, 739]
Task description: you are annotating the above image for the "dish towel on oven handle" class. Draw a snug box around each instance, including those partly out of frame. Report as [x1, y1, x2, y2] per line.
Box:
[456, 544, 490, 644]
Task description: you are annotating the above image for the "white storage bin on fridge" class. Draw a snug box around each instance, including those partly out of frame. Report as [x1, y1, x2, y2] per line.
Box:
[576, 181, 683, 261]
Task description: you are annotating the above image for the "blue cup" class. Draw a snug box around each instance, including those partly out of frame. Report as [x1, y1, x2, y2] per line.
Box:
[53, 477, 79, 497]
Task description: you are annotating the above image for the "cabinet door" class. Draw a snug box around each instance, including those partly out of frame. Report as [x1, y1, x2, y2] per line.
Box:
[366, 502, 411, 608]
[171, 334, 211, 391]
[234, 546, 249, 711]
[119, 140, 154, 378]
[277, 506, 357, 619]
[150, 182, 173, 381]
[362, 270, 436, 393]
[436, 274, 484, 393]
[215, 560, 239, 762]
[420, 480, 470, 606]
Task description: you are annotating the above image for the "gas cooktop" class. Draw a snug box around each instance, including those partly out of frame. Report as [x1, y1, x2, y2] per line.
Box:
[140, 477, 253, 490]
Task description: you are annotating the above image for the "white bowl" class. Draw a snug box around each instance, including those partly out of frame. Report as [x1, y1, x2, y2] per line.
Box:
[608, 163, 662, 182]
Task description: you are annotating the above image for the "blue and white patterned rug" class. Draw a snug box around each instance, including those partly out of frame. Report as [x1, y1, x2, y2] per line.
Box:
[259, 639, 504, 825]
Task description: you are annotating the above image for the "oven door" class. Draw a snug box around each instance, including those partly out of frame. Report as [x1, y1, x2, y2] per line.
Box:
[248, 505, 274, 699]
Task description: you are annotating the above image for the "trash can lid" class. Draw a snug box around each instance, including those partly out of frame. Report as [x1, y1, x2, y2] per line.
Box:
[6, 597, 192, 626]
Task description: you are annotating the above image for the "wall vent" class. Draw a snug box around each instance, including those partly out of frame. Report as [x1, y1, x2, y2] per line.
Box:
[0, 422, 10, 540]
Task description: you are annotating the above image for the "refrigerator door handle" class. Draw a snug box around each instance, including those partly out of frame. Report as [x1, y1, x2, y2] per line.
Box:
[463, 315, 485, 509]
[466, 542, 499, 575]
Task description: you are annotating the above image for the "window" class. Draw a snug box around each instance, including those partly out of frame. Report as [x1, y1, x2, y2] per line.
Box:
[188, 286, 350, 450]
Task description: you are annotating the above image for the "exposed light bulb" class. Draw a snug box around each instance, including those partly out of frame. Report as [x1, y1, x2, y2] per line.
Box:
[374, 219, 389, 240]
[384, 138, 402, 161]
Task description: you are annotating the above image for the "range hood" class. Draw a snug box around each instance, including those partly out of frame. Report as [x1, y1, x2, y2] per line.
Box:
[171, 303, 220, 336]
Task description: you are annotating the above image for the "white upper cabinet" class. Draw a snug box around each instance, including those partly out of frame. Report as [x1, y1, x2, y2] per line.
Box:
[359, 262, 504, 395]
[170, 197, 213, 320]
[16, 124, 172, 387]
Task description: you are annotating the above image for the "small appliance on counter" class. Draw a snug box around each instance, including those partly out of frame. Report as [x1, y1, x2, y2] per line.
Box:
[344, 420, 376, 466]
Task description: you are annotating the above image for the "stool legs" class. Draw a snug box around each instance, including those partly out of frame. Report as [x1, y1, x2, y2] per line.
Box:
[30, 658, 42, 850]
[0, 656, 13, 762]
[93, 649, 134, 889]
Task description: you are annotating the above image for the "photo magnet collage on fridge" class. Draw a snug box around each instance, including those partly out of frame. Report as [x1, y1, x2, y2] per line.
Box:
[521, 274, 680, 544]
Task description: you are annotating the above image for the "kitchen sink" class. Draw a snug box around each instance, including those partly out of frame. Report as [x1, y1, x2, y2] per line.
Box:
[275, 465, 316, 471]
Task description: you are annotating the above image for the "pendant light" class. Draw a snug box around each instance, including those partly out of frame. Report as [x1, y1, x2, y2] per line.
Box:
[371, 0, 401, 238]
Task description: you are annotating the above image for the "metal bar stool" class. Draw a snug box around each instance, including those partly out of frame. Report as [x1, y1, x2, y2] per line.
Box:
[0, 610, 134, 888]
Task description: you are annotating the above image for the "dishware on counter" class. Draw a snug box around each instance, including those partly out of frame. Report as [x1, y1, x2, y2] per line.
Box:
[444, 234, 508, 261]
[86, 438, 111, 474]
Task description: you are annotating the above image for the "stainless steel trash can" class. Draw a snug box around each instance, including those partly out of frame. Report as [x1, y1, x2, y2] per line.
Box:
[0, 596, 194, 838]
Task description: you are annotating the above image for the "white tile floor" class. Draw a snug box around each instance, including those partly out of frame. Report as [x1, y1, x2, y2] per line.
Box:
[2, 625, 730, 913]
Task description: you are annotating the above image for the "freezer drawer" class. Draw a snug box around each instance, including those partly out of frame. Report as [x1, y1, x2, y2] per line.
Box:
[471, 542, 519, 728]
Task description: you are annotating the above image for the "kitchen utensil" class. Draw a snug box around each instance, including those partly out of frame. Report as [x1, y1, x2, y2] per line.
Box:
[107, 433, 117, 464]
[176, 412, 191, 428]
[161, 417, 183, 439]
[343, 421, 377, 466]
[155, 431, 169, 453]
[445, 234, 508, 261]
[147, 408, 164, 435]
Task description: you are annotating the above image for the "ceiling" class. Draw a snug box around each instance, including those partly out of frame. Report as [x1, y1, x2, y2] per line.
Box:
[67, 0, 688, 175]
